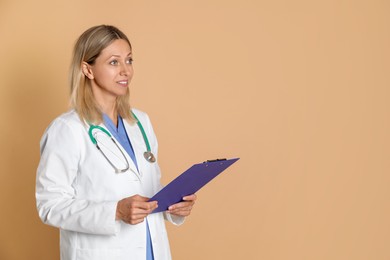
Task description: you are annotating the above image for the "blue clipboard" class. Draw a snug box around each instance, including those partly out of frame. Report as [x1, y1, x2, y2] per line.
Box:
[150, 158, 239, 213]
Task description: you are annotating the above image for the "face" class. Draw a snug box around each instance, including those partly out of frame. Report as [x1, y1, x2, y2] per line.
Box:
[83, 39, 133, 105]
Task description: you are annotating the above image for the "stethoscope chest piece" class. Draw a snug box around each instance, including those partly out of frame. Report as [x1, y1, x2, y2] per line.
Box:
[144, 151, 156, 163]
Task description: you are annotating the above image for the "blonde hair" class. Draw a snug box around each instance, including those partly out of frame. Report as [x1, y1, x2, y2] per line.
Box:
[69, 25, 134, 124]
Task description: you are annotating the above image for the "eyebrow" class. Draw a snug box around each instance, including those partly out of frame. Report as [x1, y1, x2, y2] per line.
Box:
[110, 52, 132, 58]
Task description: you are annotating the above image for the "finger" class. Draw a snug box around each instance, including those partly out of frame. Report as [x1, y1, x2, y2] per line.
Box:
[125, 215, 146, 225]
[126, 200, 157, 215]
[168, 203, 193, 213]
[169, 208, 192, 217]
[169, 200, 194, 209]
[169, 207, 192, 213]
[125, 206, 156, 224]
[131, 195, 151, 202]
[132, 200, 158, 212]
[182, 194, 197, 201]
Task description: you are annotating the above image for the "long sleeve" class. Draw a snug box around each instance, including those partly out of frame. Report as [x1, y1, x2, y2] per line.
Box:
[36, 118, 118, 235]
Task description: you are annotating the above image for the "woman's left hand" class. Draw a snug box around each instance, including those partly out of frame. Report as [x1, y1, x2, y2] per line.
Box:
[168, 194, 197, 217]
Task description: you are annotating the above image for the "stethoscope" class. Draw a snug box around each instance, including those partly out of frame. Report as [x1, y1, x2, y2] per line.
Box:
[88, 111, 156, 173]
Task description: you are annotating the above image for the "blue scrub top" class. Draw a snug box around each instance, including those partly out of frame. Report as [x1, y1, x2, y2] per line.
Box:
[103, 114, 154, 260]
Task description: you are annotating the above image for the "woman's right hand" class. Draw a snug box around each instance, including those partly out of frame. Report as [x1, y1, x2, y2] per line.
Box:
[116, 195, 158, 225]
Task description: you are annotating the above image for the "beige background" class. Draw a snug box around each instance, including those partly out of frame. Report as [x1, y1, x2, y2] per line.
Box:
[1, 0, 389, 259]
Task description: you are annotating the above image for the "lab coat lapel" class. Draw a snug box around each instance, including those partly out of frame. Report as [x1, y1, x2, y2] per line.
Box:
[123, 120, 146, 176]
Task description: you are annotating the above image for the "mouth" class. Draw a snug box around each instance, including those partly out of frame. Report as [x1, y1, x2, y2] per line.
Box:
[117, 80, 128, 87]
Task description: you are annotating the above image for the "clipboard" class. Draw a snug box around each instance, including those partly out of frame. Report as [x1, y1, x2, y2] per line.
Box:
[150, 158, 239, 213]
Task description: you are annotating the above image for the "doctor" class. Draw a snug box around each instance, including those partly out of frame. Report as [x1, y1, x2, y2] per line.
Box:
[36, 25, 196, 260]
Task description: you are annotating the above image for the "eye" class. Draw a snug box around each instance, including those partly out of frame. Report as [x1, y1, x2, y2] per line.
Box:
[126, 58, 133, 64]
[109, 60, 118, 65]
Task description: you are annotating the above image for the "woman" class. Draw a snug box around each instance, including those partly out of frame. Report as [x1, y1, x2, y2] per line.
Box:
[36, 25, 196, 260]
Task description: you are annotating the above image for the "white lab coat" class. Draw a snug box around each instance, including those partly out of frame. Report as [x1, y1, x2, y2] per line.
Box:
[36, 109, 184, 260]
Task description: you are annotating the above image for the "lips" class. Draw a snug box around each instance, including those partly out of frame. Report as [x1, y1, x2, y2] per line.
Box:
[117, 80, 128, 86]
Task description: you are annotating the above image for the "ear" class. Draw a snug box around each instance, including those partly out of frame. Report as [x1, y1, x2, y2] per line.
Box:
[82, 62, 94, 79]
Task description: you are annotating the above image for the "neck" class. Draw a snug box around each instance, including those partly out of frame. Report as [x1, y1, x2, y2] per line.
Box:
[100, 100, 118, 126]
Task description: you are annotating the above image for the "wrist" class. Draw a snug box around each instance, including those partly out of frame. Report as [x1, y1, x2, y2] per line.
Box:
[115, 200, 123, 221]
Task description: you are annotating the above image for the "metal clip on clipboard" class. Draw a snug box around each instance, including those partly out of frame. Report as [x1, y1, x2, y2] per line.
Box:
[204, 158, 227, 163]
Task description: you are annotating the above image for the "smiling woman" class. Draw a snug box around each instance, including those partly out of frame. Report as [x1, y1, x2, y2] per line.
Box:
[69, 25, 135, 126]
[35, 25, 197, 260]
[82, 39, 134, 125]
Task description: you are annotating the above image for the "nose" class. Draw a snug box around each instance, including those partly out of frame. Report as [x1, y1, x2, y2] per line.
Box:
[120, 62, 132, 76]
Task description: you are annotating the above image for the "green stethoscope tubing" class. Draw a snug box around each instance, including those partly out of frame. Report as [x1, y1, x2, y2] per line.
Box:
[131, 112, 150, 152]
[131, 111, 156, 163]
[88, 124, 111, 145]
[88, 111, 156, 171]
[88, 124, 130, 173]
